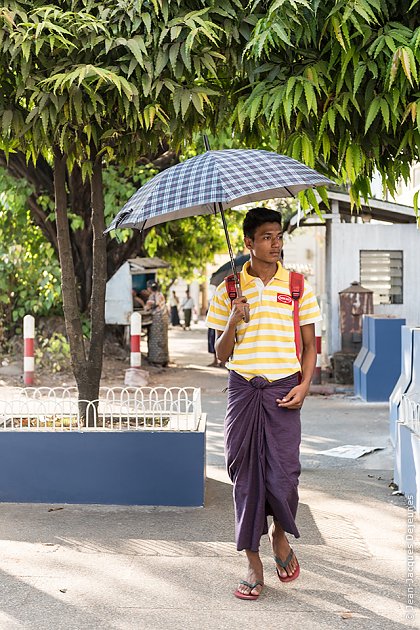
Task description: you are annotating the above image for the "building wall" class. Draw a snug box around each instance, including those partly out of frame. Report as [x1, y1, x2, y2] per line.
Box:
[328, 222, 420, 355]
[283, 226, 325, 297]
[283, 226, 328, 363]
[105, 262, 132, 325]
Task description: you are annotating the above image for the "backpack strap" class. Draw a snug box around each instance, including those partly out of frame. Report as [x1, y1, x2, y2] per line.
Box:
[289, 271, 304, 367]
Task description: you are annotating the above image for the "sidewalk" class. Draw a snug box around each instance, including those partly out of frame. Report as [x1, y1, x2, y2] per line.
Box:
[0, 324, 417, 629]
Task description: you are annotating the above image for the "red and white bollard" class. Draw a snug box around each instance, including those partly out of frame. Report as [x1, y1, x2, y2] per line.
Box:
[313, 321, 322, 385]
[23, 314, 35, 386]
[130, 312, 142, 368]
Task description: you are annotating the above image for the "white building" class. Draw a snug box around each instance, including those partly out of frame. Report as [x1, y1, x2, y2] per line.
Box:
[105, 257, 169, 326]
[285, 190, 420, 360]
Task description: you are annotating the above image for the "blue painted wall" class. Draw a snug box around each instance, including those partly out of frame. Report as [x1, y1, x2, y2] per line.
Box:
[0, 429, 206, 507]
[359, 316, 405, 402]
[353, 315, 370, 397]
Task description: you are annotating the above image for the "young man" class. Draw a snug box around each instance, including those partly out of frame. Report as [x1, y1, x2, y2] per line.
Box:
[206, 207, 321, 600]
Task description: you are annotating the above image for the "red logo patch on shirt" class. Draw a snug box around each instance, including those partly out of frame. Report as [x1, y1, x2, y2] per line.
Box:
[277, 293, 292, 305]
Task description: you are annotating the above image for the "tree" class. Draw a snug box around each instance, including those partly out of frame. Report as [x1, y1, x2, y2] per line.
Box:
[230, 0, 420, 210]
[0, 0, 246, 420]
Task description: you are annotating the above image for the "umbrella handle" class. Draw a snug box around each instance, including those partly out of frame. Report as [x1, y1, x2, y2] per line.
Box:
[236, 283, 250, 323]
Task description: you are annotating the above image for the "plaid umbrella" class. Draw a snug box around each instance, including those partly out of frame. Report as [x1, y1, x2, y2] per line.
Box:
[106, 149, 331, 232]
[106, 147, 332, 322]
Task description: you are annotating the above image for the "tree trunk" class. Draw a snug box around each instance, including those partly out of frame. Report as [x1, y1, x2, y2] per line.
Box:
[53, 147, 109, 425]
[84, 152, 107, 419]
[53, 146, 90, 424]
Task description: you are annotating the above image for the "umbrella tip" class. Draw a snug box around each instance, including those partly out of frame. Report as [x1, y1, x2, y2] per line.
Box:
[203, 134, 211, 151]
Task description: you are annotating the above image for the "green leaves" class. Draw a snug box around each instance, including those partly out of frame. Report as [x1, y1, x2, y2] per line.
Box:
[1, 110, 13, 137]
[0, 0, 240, 169]
[126, 36, 147, 68]
[364, 98, 381, 132]
[233, 0, 420, 208]
[1, 0, 420, 218]
[353, 65, 367, 96]
[0, 167, 62, 331]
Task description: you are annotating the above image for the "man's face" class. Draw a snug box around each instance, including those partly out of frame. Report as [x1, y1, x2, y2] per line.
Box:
[244, 222, 283, 264]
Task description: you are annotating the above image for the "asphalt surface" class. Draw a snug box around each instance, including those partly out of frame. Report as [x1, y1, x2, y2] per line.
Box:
[0, 323, 418, 629]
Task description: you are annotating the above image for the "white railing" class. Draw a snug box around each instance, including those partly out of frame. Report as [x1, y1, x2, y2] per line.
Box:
[400, 393, 420, 438]
[0, 387, 202, 432]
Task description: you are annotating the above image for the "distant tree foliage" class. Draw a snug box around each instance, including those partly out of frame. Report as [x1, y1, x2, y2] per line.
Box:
[0, 169, 62, 338]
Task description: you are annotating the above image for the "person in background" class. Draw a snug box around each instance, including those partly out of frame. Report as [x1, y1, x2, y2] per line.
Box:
[207, 326, 225, 368]
[144, 281, 169, 366]
[169, 290, 181, 326]
[181, 289, 194, 330]
[132, 289, 145, 309]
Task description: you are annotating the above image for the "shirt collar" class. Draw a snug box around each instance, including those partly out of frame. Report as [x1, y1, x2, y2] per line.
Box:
[241, 261, 288, 287]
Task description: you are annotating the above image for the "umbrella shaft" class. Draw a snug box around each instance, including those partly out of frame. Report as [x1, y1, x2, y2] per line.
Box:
[218, 203, 250, 323]
[217, 203, 237, 279]
[205, 136, 245, 313]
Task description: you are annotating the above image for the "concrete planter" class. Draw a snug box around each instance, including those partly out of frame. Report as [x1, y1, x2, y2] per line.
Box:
[0, 387, 206, 507]
[0, 413, 206, 507]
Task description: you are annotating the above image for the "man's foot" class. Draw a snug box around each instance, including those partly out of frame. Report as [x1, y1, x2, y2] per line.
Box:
[268, 522, 299, 581]
[234, 580, 263, 600]
[234, 551, 264, 599]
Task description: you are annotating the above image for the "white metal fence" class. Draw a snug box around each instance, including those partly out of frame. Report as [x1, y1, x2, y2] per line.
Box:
[400, 393, 420, 438]
[0, 387, 202, 432]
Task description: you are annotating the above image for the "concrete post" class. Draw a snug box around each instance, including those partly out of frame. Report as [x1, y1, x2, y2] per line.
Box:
[23, 314, 35, 386]
[130, 312, 142, 367]
[313, 321, 322, 384]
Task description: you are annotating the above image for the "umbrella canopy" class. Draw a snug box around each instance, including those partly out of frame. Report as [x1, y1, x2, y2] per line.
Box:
[210, 254, 250, 287]
[105, 149, 332, 232]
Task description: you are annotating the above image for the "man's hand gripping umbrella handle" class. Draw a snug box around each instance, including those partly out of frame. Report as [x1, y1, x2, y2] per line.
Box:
[236, 280, 250, 323]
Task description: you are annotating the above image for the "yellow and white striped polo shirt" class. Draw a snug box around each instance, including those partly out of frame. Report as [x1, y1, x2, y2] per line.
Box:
[206, 261, 322, 381]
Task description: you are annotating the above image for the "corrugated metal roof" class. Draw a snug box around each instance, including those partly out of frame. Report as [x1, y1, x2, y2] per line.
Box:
[127, 257, 170, 273]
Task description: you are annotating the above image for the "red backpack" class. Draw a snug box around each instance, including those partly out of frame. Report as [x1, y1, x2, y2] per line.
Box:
[224, 271, 304, 363]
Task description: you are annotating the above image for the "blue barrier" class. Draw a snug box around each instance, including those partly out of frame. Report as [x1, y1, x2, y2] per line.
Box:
[353, 315, 370, 397]
[359, 316, 405, 402]
[389, 326, 416, 446]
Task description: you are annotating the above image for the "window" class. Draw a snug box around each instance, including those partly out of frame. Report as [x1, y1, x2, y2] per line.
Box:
[360, 250, 403, 305]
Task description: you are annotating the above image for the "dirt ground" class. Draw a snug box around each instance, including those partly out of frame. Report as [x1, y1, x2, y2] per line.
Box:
[0, 323, 216, 391]
[0, 352, 183, 390]
[0, 322, 167, 387]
